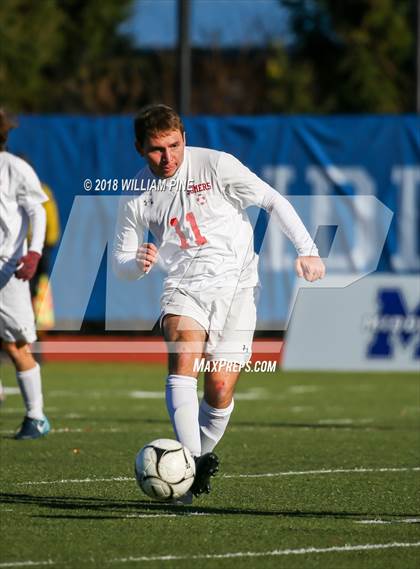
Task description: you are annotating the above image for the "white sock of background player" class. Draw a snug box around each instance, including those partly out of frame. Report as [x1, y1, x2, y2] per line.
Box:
[199, 399, 234, 454]
[16, 363, 44, 420]
[165, 374, 201, 457]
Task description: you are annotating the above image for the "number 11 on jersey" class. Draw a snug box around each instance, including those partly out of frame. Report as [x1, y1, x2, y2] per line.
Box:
[170, 212, 207, 249]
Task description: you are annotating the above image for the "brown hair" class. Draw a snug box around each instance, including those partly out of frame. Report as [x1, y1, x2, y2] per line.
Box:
[134, 104, 184, 147]
[0, 108, 17, 151]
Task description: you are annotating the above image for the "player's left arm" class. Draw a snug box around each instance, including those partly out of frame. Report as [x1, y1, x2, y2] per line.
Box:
[295, 256, 325, 282]
[259, 189, 325, 282]
[260, 191, 326, 282]
[218, 152, 325, 283]
[15, 163, 48, 281]
[15, 202, 46, 280]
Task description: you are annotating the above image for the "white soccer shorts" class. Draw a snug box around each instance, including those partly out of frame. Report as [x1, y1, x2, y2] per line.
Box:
[160, 286, 258, 364]
[0, 276, 37, 344]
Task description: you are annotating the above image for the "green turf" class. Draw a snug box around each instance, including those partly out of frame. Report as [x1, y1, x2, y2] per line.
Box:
[1, 362, 419, 568]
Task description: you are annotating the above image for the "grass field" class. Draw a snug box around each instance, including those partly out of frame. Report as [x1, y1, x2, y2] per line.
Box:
[1, 361, 419, 568]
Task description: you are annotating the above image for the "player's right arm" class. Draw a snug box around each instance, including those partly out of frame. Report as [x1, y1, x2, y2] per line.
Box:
[112, 197, 158, 279]
[135, 243, 159, 274]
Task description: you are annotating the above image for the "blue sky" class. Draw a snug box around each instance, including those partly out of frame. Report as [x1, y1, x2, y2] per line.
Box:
[121, 0, 291, 48]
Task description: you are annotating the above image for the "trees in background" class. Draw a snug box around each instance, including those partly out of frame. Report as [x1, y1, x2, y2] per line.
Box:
[267, 0, 416, 112]
[0, 0, 153, 112]
[0, 0, 416, 113]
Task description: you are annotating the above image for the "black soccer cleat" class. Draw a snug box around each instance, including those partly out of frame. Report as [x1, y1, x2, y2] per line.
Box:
[190, 452, 219, 497]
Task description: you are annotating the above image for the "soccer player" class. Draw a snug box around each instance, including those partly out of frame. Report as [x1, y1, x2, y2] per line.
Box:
[0, 109, 51, 439]
[113, 104, 325, 500]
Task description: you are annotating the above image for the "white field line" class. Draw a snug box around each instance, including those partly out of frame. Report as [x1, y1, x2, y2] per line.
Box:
[129, 389, 268, 401]
[63, 413, 83, 419]
[129, 390, 164, 399]
[223, 466, 420, 479]
[287, 386, 319, 395]
[123, 513, 210, 519]
[3, 388, 20, 395]
[0, 428, 124, 436]
[356, 518, 420, 525]
[290, 406, 314, 413]
[4, 541, 420, 567]
[29, 388, 270, 401]
[2, 542, 420, 567]
[317, 418, 373, 425]
[16, 476, 134, 486]
[0, 562, 54, 568]
[14, 466, 420, 486]
[0, 407, 58, 413]
[110, 542, 420, 563]
[54, 428, 122, 434]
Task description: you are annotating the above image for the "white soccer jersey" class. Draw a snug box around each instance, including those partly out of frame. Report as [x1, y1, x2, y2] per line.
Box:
[0, 152, 48, 284]
[113, 147, 318, 291]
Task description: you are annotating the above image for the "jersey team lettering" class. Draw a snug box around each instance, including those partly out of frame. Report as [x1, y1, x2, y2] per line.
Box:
[83, 178, 212, 193]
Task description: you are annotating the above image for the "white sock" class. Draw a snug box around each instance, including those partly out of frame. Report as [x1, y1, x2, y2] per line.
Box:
[199, 398, 234, 454]
[165, 374, 201, 457]
[16, 364, 44, 420]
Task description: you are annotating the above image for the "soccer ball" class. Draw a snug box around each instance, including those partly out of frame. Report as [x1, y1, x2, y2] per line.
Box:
[135, 438, 196, 500]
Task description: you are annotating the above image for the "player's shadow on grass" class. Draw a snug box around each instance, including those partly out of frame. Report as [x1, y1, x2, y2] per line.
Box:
[128, 417, 412, 432]
[163, 418, 413, 432]
[1, 492, 419, 521]
[230, 421, 403, 431]
[65, 417, 411, 432]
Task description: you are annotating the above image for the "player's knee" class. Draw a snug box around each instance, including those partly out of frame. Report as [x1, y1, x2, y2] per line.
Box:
[3, 342, 33, 367]
[213, 380, 227, 395]
[2, 341, 18, 359]
[205, 380, 233, 408]
[168, 351, 199, 376]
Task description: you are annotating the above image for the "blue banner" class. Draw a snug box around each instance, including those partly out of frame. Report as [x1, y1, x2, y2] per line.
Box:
[9, 115, 420, 328]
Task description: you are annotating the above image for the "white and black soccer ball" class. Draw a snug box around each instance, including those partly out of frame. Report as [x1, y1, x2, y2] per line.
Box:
[135, 438, 196, 500]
